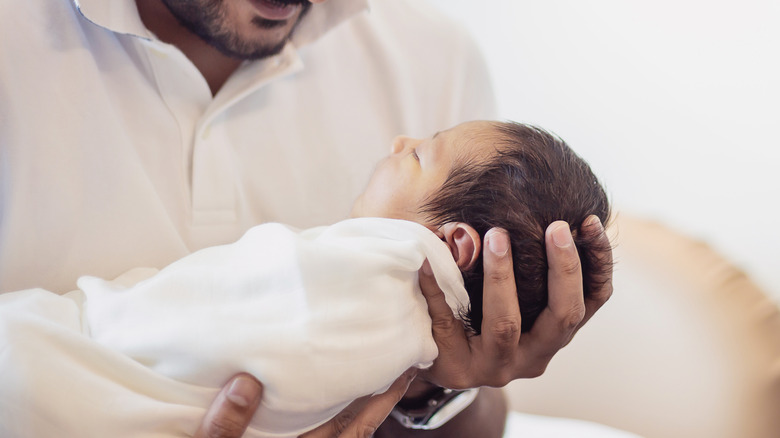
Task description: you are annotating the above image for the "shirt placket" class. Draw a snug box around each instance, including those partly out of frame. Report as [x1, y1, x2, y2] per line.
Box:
[191, 117, 236, 225]
[190, 45, 304, 228]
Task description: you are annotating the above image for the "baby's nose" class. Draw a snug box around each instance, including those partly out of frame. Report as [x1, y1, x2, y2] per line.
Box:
[390, 136, 409, 154]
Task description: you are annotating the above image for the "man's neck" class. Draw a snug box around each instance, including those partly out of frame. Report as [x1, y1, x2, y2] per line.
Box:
[135, 0, 242, 95]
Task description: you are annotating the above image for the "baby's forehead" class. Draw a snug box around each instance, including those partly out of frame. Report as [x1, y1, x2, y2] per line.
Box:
[450, 121, 506, 161]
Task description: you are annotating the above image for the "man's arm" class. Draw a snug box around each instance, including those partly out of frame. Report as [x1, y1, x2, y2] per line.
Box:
[198, 370, 418, 438]
[195, 374, 263, 438]
[300, 368, 417, 438]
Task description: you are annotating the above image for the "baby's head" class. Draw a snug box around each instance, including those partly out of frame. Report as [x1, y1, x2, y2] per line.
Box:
[351, 120, 611, 334]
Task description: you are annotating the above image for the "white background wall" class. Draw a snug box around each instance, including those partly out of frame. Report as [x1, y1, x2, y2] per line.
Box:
[426, 0, 780, 302]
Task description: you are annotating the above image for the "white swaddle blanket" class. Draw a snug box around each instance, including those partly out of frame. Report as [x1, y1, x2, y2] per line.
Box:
[0, 218, 469, 438]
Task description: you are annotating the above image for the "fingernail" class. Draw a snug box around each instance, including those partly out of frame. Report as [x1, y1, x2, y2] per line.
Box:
[584, 215, 602, 230]
[487, 229, 509, 257]
[226, 376, 258, 408]
[421, 259, 433, 276]
[551, 222, 573, 248]
[404, 368, 418, 383]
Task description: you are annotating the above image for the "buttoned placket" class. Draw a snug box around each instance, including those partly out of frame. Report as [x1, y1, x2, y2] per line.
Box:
[71, 0, 364, 240]
[138, 40, 304, 229]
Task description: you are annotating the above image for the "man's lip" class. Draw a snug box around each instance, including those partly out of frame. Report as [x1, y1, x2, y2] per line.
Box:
[247, 0, 302, 21]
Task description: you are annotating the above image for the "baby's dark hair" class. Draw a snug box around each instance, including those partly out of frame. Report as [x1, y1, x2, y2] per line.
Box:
[421, 121, 611, 334]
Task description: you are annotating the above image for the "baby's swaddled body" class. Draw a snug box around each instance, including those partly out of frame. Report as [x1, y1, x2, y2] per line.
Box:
[0, 218, 468, 438]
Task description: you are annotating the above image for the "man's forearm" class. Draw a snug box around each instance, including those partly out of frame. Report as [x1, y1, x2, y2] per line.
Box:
[375, 387, 508, 438]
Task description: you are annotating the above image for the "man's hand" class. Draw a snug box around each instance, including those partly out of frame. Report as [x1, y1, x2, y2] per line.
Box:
[419, 215, 613, 389]
[300, 368, 417, 438]
[195, 373, 263, 438]
[196, 369, 416, 438]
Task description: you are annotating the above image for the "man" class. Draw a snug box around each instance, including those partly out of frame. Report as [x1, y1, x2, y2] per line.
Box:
[0, 0, 613, 436]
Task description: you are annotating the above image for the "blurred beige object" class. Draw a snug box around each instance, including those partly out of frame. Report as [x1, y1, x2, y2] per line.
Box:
[505, 213, 780, 438]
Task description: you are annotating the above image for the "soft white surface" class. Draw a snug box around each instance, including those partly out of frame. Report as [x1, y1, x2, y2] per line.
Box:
[504, 411, 643, 438]
[425, 0, 780, 303]
[0, 218, 469, 438]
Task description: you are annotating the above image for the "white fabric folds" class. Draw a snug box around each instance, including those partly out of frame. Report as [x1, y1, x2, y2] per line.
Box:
[0, 218, 469, 437]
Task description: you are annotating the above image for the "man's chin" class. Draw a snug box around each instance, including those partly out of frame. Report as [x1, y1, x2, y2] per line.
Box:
[208, 16, 297, 60]
[224, 40, 287, 61]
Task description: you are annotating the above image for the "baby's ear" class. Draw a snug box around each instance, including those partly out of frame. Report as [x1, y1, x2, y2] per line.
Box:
[438, 222, 481, 271]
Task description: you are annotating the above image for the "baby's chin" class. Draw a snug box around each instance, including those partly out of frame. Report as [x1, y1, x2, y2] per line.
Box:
[347, 195, 432, 224]
[348, 196, 366, 218]
[347, 194, 393, 219]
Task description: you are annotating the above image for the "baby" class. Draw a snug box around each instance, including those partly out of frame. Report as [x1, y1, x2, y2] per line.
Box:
[351, 120, 611, 334]
[0, 121, 610, 438]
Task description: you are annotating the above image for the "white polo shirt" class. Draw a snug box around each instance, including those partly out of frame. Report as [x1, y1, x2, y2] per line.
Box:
[0, 0, 496, 294]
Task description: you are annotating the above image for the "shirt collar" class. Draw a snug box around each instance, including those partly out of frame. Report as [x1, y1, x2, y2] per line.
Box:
[72, 0, 369, 46]
[72, 0, 151, 39]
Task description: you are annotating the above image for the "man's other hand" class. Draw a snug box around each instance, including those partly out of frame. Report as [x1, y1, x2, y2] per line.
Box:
[418, 215, 613, 388]
[300, 368, 417, 438]
[195, 373, 263, 438]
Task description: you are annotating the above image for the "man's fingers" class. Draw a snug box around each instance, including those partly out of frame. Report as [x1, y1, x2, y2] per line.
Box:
[340, 368, 417, 437]
[519, 221, 585, 366]
[579, 215, 613, 325]
[300, 369, 417, 438]
[195, 374, 263, 438]
[419, 260, 467, 352]
[479, 228, 521, 379]
[301, 397, 368, 437]
[418, 259, 473, 388]
[545, 221, 586, 334]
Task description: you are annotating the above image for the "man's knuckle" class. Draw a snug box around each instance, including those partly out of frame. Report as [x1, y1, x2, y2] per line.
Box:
[205, 416, 245, 438]
[560, 304, 586, 330]
[489, 317, 520, 345]
[488, 269, 513, 285]
[332, 410, 357, 434]
[353, 422, 379, 438]
[431, 314, 458, 335]
[425, 286, 446, 300]
[559, 257, 581, 276]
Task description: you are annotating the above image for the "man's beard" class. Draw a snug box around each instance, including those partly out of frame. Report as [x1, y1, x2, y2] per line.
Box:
[161, 0, 312, 60]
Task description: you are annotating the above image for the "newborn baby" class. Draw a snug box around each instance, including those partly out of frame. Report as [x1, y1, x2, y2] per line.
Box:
[0, 121, 610, 437]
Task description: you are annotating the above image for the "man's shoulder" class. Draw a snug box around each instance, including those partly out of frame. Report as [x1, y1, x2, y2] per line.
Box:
[6, 0, 82, 30]
[1, 0, 114, 56]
